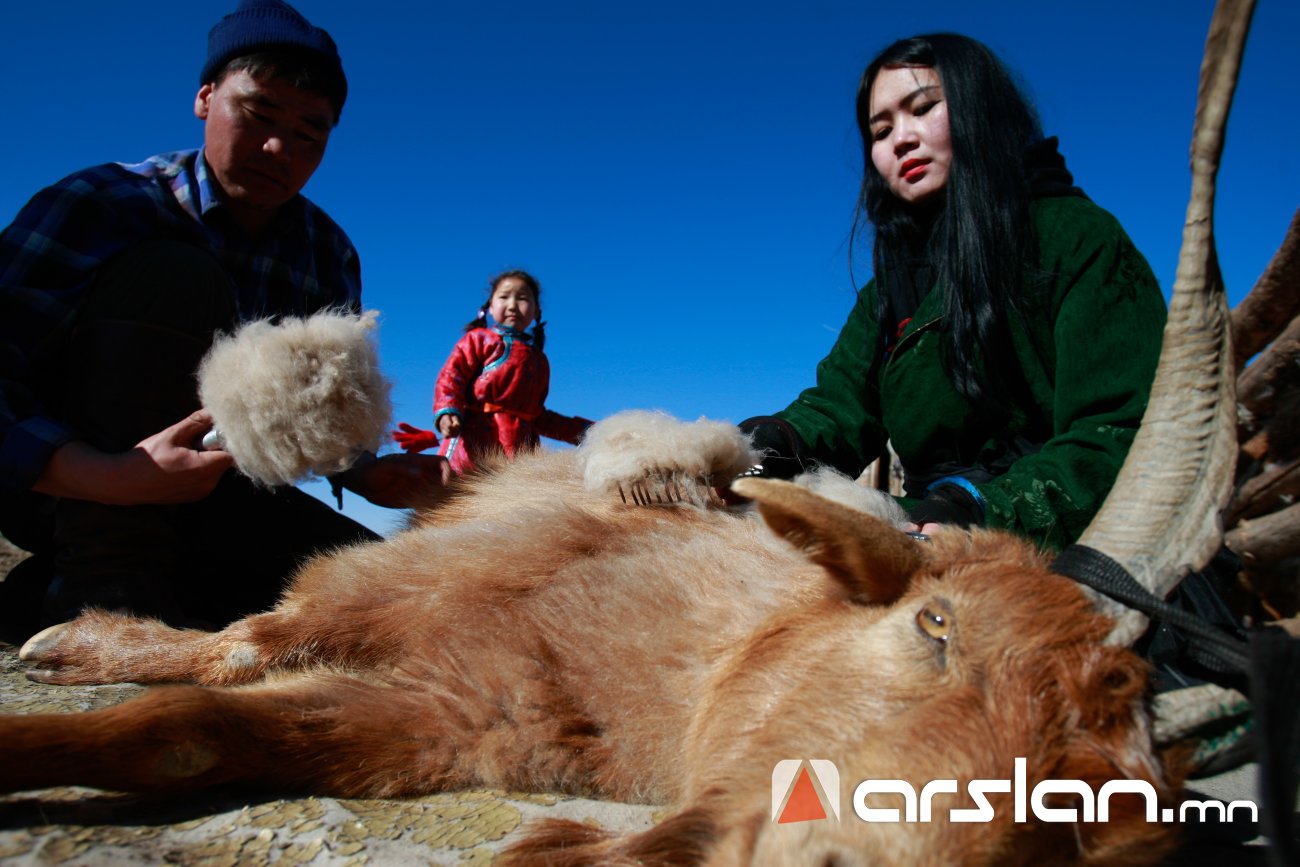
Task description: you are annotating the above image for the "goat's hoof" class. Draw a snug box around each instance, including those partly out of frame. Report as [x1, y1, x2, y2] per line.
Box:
[18, 622, 72, 662]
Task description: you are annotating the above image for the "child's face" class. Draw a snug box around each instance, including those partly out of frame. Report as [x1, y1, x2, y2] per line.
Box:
[488, 277, 537, 331]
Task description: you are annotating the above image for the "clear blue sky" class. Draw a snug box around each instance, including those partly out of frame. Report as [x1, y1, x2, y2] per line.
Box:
[3, 1, 1296, 535]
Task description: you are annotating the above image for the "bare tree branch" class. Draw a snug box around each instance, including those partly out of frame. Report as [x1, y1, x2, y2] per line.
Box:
[1237, 311, 1300, 439]
[1231, 207, 1300, 372]
[1227, 454, 1300, 524]
[1226, 501, 1300, 568]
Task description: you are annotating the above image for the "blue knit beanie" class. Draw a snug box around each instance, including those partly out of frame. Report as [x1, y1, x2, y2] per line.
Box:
[200, 0, 346, 96]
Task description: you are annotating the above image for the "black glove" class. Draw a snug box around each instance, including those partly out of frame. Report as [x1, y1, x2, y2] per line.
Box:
[737, 416, 809, 480]
[908, 480, 984, 528]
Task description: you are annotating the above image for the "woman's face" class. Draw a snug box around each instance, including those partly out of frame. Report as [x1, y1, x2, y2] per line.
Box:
[867, 65, 952, 206]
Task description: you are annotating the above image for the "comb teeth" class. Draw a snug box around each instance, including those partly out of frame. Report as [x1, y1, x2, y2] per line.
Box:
[616, 473, 726, 508]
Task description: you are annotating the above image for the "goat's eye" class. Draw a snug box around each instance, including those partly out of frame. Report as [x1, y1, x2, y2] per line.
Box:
[916, 605, 950, 643]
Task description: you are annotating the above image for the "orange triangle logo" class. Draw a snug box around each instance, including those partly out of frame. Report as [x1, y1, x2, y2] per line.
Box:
[777, 766, 828, 824]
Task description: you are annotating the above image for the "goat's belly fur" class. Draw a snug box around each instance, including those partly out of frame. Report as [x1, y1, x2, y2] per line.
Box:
[283, 451, 824, 802]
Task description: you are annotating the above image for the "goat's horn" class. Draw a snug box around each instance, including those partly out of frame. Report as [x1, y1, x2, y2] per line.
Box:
[1078, 0, 1254, 644]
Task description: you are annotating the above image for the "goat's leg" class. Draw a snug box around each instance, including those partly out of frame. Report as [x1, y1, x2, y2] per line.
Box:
[20, 541, 438, 686]
[18, 609, 311, 687]
[0, 673, 484, 797]
[3, 655, 618, 799]
[502, 807, 724, 867]
[18, 610, 246, 685]
[20, 589, 412, 687]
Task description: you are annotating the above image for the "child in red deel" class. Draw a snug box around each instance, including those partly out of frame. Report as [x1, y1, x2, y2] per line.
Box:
[392, 270, 592, 474]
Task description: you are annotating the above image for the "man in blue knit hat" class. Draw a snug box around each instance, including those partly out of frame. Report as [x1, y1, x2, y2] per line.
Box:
[0, 0, 448, 637]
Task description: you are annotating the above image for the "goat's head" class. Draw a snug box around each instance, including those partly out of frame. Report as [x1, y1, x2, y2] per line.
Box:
[679, 479, 1177, 866]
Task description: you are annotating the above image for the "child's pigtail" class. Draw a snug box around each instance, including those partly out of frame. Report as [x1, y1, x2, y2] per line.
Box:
[532, 306, 546, 351]
[463, 305, 488, 333]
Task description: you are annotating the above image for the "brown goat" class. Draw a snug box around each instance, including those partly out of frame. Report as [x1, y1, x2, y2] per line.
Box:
[0, 0, 1258, 862]
[1, 455, 1175, 865]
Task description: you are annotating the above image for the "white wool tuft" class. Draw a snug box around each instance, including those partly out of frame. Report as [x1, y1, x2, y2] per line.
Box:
[790, 467, 910, 526]
[577, 410, 760, 496]
[197, 309, 392, 486]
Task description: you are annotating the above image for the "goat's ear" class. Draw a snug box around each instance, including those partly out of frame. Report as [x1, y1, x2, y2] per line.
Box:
[1045, 645, 1179, 862]
[732, 477, 925, 604]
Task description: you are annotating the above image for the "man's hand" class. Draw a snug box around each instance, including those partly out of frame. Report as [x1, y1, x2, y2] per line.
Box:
[34, 411, 233, 505]
[342, 452, 452, 509]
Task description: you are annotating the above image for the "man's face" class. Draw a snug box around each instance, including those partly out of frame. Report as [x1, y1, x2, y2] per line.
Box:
[195, 69, 334, 231]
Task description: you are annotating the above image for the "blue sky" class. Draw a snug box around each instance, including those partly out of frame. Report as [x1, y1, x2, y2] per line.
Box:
[2, 1, 1296, 535]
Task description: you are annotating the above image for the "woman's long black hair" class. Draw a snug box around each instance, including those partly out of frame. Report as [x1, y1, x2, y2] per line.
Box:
[854, 34, 1043, 410]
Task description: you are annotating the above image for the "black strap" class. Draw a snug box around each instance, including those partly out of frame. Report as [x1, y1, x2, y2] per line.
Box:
[1251, 625, 1300, 867]
[1051, 545, 1251, 675]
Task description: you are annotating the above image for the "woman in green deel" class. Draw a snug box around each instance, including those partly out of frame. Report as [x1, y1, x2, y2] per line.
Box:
[743, 33, 1167, 551]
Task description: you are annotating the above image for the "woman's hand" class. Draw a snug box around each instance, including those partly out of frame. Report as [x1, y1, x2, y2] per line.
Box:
[437, 414, 461, 438]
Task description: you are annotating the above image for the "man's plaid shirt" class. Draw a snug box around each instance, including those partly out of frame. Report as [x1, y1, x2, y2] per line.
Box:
[0, 148, 362, 489]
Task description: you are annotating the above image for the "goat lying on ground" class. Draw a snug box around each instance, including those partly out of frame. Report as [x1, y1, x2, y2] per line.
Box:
[0, 1, 1258, 861]
[0, 433, 1175, 866]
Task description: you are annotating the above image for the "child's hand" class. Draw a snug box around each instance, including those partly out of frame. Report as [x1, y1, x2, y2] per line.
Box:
[438, 415, 461, 438]
[391, 422, 439, 453]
